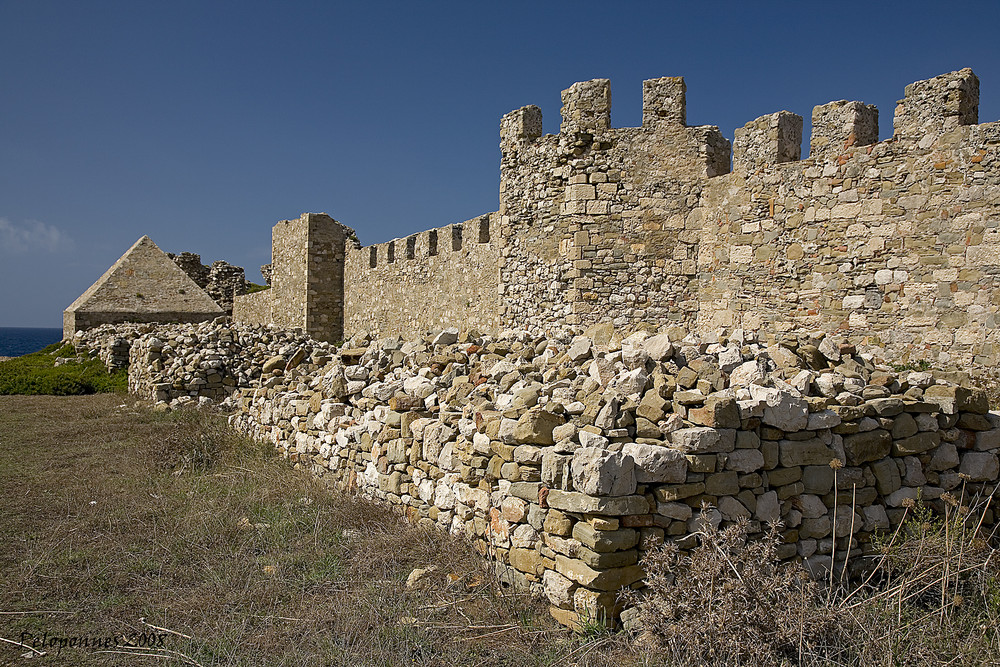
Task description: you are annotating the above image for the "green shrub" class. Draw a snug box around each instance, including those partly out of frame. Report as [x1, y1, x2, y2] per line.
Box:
[0, 348, 126, 395]
[245, 282, 270, 294]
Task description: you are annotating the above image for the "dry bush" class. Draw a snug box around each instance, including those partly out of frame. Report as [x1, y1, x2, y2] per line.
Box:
[626, 515, 842, 666]
[626, 490, 1000, 667]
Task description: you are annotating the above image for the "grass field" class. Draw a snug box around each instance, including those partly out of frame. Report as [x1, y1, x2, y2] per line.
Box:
[4, 394, 999, 666]
[0, 394, 639, 667]
[0, 344, 126, 395]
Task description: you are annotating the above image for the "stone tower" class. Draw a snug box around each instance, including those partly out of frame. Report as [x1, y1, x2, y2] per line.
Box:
[234, 213, 354, 343]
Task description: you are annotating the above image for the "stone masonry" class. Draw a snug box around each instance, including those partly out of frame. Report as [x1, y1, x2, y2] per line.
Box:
[233, 213, 354, 343]
[89, 318, 1000, 630]
[166, 251, 249, 315]
[234, 68, 1000, 369]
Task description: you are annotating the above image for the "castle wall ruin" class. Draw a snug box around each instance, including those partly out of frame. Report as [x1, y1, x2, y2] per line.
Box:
[343, 213, 502, 337]
[234, 67, 1000, 367]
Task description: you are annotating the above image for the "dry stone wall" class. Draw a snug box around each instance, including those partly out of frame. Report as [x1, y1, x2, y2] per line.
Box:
[212, 323, 1000, 629]
[80, 317, 1000, 629]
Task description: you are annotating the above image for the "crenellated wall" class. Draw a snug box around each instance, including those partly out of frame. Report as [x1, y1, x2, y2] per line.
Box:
[234, 67, 1000, 367]
[496, 77, 731, 332]
[693, 69, 1000, 366]
[343, 214, 502, 336]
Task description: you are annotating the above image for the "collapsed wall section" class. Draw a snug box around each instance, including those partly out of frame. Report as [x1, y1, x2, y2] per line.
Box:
[343, 214, 502, 338]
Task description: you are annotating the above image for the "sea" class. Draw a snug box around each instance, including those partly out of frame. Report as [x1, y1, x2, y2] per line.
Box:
[0, 327, 64, 357]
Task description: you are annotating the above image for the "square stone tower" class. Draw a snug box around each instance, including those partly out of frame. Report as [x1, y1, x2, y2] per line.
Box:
[235, 213, 354, 343]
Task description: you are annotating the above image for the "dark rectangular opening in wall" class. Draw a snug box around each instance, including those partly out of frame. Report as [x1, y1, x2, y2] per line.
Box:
[478, 216, 490, 243]
[369, 246, 377, 268]
[387, 241, 395, 263]
[428, 230, 438, 256]
[406, 236, 416, 260]
[452, 224, 463, 251]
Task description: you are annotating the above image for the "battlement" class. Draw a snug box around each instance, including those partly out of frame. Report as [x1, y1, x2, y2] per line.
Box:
[359, 215, 492, 270]
[560, 78, 612, 134]
[501, 76, 697, 142]
[810, 100, 879, 158]
[894, 67, 979, 145]
[501, 68, 984, 176]
[236, 67, 1000, 366]
[733, 110, 803, 171]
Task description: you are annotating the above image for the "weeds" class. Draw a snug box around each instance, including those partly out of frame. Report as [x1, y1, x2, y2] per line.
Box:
[625, 515, 841, 666]
[0, 345, 125, 395]
[629, 489, 1000, 666]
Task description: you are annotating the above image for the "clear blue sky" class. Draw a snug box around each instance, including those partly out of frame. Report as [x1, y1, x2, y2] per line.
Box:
[2, 1, 998, 328]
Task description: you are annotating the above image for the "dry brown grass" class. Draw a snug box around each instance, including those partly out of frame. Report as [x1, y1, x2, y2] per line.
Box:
[627, 498, 1000, 667]
[11, 395, 997, 666]
[0, 395, 647, 666]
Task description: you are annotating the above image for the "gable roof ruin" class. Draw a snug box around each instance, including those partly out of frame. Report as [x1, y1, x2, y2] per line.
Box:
[63, 235, 224, 338]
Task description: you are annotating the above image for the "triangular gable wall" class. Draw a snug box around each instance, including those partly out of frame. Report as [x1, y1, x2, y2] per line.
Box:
[63, 236, 223, 338]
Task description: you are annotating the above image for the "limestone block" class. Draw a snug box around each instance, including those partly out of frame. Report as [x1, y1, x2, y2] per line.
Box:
[571, 447, 637, 496]
[572, 522, 639, 553]
[669, 426, 733, 453]
[554, 555, 644, 591]
[514, 408, 563, 445]
[843, 429, 891, 465]
[749, 385, 809, 432]
[545, 490, 648, 516]
[622, 442, 687, 483]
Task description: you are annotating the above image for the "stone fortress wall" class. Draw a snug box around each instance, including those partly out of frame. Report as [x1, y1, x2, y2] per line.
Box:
[234, 67, 1000, 369]
[343, 213, 502, 337]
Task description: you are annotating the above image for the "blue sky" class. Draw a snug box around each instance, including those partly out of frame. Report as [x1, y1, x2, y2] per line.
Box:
[2, 1, 998, 328]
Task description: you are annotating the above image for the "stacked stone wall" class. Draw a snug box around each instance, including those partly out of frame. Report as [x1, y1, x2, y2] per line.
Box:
[73, 317, 1000, 629]
[216, 324, 1000, 629]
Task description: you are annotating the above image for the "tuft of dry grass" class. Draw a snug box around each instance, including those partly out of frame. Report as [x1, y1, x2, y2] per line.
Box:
[625, 514, 842, 666]
[839, 491, 1000, 666]
[628, 494, 1000, 667]
[0, 395, 644, 667]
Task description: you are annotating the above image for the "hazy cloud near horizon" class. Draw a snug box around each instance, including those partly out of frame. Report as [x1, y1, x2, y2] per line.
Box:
[0, 218, 73, 254]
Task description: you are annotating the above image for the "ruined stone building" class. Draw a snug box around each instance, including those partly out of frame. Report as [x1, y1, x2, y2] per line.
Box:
[63, 236, 224, 338]
[234, 68, 998, 368]
[63, 238, 249, 338]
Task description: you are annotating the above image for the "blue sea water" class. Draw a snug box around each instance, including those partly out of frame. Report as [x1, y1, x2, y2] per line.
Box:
[0, 327, 64, 357]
